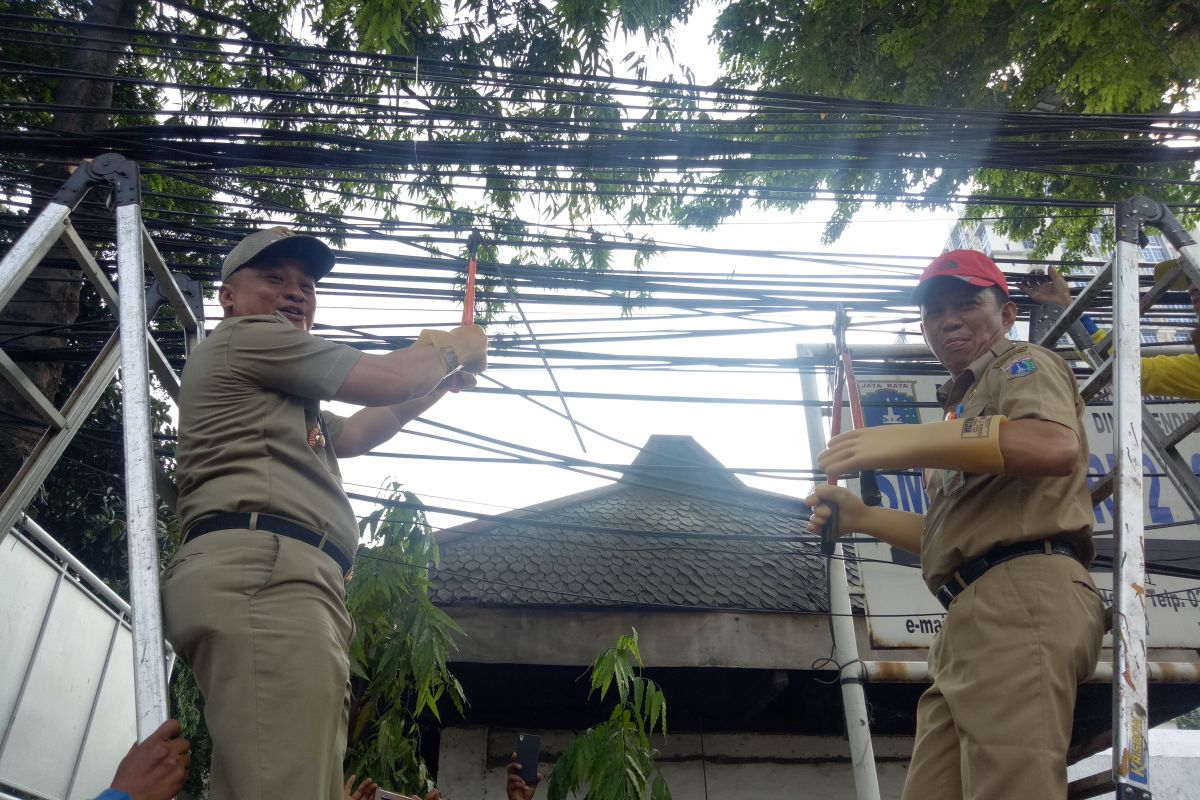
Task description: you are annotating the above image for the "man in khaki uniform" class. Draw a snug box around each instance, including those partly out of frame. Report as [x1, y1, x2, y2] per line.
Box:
[807, 250, 1106, 800]
[161, 227, 487, 800]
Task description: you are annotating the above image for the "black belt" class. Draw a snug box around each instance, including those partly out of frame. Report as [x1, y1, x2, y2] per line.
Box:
[936, 538, 1080, 611]
[182, 512, 352, 576]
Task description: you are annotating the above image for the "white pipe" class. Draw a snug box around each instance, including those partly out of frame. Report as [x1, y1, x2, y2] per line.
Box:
[863, 660, 1200, 684]
[794, 341, 1196, 362]
[798, 352, 882, 800]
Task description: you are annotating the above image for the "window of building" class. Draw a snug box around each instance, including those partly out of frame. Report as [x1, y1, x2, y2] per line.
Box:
[975, 224, 992, 256]
[1088, 231, 1171, 263]
[950, 225, 967, 251]
[1140, 234, 1170, 263]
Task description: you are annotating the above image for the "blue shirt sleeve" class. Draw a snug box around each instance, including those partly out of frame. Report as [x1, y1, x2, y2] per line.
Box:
[93, 789, 132, 800]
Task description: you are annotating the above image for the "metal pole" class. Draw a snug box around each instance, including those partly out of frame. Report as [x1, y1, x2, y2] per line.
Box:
[791, 340, 1195, 362]
[115, 202, 169, 740]
[1111, 205, 1151, 800]
[798, 354, 882, 800]
[862, 660, 1200, 684]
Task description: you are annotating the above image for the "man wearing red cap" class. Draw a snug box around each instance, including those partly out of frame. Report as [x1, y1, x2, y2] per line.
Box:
[161, 227, 488, 800]
[806, 250, 1105, 800]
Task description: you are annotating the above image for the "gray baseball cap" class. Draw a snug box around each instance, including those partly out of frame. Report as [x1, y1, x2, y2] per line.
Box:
[221, 226, 336, 282]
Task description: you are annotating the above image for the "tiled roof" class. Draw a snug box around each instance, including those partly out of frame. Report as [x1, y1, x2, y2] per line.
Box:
[430, 435, 829, 613]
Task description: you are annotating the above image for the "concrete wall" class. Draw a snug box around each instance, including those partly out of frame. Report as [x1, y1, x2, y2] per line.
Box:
[439, 725, 1200, 799]
[437, 725, 914, 800]
[444, 606, 893, 670]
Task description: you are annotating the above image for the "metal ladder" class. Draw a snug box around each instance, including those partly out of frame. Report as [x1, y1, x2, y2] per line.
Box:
[0, 154, 203, 742]
[1033, 197, 1200, 800]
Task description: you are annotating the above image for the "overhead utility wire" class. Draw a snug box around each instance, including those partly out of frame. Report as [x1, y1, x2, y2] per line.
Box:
[25, 125, 1197, 189]
[4, 27, 1195, 143]
[6, 28, 1200, 190]
[402, 418, 812, 516]
[15, 13, 1200, 131]
[346, 491, 808, 542]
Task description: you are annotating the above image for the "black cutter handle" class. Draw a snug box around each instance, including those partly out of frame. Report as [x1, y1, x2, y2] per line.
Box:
[820, 505, 839, 555]
[860, 470, 882, 507]
[820, 470, 880, 555]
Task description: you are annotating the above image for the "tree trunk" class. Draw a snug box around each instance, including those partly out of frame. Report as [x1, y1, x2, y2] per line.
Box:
[0, 0, 138, 488]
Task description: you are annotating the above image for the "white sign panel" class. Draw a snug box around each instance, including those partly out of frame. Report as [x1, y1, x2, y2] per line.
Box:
[0, 532, 137, 800]
[852, 374, 1200, 650]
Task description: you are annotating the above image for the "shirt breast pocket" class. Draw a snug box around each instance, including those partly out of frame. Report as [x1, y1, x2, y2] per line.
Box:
[961, 399, 990, 420]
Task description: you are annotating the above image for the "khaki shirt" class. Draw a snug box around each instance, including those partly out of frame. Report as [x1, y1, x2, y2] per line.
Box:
[921, 337, 1095, 592]
[176, 313, 364, 556]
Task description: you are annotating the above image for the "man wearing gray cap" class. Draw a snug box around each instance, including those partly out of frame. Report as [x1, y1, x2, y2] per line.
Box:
[160, 227, 486, 800]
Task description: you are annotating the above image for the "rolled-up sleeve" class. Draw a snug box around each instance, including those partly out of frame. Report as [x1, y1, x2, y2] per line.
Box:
[992, 347, 1081, 430]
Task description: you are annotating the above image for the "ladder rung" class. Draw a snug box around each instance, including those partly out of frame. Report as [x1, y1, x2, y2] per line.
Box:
[1035, 256, 1113, 350]
[1090, 471, 1115, 506]
[1081, 357, 1114, 402]
[1067, 770, 1114, 800]
[1142, 408, 1200, 520]
[1162, 411, 1200, 448]
[0, 347, 66, 429]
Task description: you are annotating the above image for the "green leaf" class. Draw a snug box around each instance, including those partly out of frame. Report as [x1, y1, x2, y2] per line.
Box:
[547, 630, 672, 800]
[341, 481, 464, 790]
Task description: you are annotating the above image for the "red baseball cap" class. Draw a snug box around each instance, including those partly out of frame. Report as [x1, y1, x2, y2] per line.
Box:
[911, 249, 1009, 306]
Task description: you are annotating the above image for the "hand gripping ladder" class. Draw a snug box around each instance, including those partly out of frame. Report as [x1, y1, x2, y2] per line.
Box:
[1034, 197, 1200, 800]
[0, 154, 203, 741]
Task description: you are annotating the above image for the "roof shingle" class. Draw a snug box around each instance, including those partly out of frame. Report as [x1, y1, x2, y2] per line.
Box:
[430, 435, 831, 613]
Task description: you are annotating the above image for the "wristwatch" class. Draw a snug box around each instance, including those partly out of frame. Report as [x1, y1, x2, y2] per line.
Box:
[438, 345, 462, 378]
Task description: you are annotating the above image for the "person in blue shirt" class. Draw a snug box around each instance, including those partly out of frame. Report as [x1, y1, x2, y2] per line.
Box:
[93, 719, 189, 800]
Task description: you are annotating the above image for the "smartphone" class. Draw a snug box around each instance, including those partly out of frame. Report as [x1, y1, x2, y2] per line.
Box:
[515, 732, 541, 785]
[375, 791, 419, 800]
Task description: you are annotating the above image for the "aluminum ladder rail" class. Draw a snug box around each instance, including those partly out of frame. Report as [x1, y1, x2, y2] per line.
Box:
[1035, 197, 1200, 800]
[1033, 259, 1200, 523]
[0, 153, 203, 741]
[798, 307, 883, 800]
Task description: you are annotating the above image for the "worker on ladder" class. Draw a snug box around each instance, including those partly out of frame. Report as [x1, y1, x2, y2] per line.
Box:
[159, 227, 488, 800]
[807, 249, 1106, 800]
[1023, 263, 1200, 399]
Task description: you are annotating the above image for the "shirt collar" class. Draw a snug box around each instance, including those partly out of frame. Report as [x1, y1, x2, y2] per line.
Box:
[935, 335, 1022, 408]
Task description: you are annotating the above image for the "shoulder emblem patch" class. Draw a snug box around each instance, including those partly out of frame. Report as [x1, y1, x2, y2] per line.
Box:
[1003, 356, 1038, 379]
[992, 344, 1028, 369]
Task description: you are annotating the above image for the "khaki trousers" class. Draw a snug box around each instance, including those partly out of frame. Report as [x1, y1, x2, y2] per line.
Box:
[901, 553, 1105, 800]
[161, 529, 354, 800]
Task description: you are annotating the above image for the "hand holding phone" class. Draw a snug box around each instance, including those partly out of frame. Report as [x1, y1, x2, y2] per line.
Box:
[514, 733, 540, 785]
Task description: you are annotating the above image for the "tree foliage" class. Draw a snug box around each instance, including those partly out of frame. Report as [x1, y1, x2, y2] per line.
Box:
[547, 629, 671, 800]
[344, 482, 466, 794]
[0, 0, 696, 457]
[711, 0, 1200, 256]
[1, 4, 696, 792]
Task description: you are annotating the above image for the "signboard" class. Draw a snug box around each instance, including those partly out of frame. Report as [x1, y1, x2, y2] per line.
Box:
[851, 374, 1200, 650]
[0, 529, 137, 800]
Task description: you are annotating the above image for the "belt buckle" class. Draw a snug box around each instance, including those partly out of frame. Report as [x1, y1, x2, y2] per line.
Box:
[936, 585, 955, 610]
